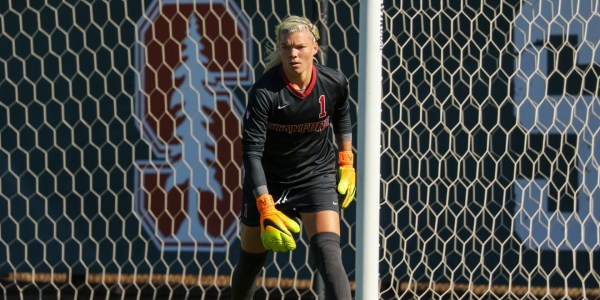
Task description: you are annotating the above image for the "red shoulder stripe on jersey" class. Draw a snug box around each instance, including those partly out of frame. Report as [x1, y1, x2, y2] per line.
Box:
[280, 66, 317, 99]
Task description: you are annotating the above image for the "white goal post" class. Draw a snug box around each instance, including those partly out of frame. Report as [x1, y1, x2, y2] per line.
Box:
[1, 0, 599, 299]
[356, 0, 382, 299]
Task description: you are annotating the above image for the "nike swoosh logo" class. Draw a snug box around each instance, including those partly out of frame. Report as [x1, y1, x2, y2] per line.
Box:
[263, 219, 291, 236]
[278, 104, 290, 109]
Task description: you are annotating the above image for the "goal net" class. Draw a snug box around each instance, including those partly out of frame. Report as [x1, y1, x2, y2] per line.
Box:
[0, 0, 598, 299]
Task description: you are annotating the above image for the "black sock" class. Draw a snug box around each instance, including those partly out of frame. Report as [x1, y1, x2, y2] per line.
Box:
[231, 249, 268, 300]
[310, 232, 352, 300]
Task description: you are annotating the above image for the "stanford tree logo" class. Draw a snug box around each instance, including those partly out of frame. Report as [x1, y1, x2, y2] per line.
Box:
[134, 0, 252, 252]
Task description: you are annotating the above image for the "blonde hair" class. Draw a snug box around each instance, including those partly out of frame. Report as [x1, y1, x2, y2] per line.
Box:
[263, 16, 320, 72]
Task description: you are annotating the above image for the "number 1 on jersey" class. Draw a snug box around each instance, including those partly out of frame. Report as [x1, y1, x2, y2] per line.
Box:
[318, 95, 326, 118]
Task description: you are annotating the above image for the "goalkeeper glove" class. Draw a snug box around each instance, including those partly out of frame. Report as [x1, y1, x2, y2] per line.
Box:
[256, 193, 300, 252]
[337, 150, 356, 209]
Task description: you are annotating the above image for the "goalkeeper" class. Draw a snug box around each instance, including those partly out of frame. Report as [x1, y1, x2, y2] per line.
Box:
[231, 15, 355, 300]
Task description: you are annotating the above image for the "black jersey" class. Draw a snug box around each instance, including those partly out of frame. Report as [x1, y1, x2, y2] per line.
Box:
[242, 64, 352, 193]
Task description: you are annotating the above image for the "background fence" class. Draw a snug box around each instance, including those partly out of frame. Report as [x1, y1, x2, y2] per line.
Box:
[1, 0, 599, 299]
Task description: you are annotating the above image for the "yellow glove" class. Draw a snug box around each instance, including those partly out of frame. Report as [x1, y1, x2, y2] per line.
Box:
[337, 151, 356, 209]
[256, 193, 300, 252]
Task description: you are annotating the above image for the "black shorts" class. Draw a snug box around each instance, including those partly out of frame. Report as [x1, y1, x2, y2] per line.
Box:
[240, 180, 339, 227]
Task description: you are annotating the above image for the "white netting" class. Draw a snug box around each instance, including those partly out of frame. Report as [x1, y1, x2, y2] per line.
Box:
[379, 0, 599, 299]
[0, 0, 598, 299]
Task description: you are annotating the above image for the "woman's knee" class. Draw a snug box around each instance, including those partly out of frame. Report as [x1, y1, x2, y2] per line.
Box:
[300, 210, 341, 239]
[240, 224, 267, 253]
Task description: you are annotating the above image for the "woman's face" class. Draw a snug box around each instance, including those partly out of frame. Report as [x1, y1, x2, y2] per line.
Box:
[279, 30, 318, 79]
